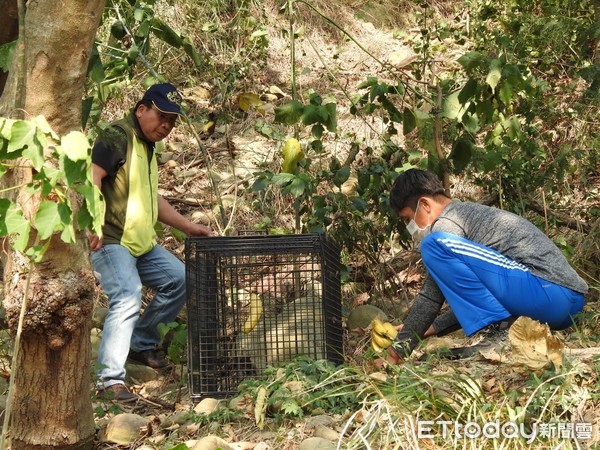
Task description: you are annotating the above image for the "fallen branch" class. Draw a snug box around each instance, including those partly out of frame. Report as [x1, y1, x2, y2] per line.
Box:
[527, 197, 592, 233]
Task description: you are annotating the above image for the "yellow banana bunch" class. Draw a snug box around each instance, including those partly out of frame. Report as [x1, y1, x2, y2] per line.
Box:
[242, 293, 263, 334]
[371, 318, 398, 352]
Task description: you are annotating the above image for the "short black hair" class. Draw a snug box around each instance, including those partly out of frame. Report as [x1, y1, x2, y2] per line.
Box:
[390, 169, 448, 213]
[134, 99, 153, 113]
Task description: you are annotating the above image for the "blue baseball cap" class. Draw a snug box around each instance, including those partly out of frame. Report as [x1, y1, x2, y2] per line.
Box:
[142, 83, 183, 115]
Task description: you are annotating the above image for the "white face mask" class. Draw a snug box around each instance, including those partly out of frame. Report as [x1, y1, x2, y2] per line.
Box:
[406, 200, 431, 242]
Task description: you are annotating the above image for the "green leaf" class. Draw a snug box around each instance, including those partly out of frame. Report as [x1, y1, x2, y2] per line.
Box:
[34, 201, 64, 240]
[311, 124, 324, 139]
[357, 77, 378, 89]
[182, 37, 203, 68]
[450, 136, 474, 172]
[61, 131, 90, 162]
[457, 51, 486, 70]
[251, 176, 270, 192]
[76, 184, 105, 235]
[152, 19, 182, 48]
[287, 177, 306, 197]
[0, 40, 16, 72]
[458, 78, 479, 104]
[333, 167, 350, 187]
[461, 113, 480, 134]
[486, 59, 502, 93]
[324, 103, 337, 132]
[498, 81, 513, 105]
[134, 7, 145, 21]
[442, 91, 464, 119]
[22, 133, 45, 170]
[301, 104, 328, 126]
[274, 100, 303, 125]
[8, 120, 36, 153]
[271, 173, 295, 185]
[0, 200, 31, 252]
[403, 107, 416, 134]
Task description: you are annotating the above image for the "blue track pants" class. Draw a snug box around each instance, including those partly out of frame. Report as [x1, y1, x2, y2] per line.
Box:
[420, 232, 585, 336]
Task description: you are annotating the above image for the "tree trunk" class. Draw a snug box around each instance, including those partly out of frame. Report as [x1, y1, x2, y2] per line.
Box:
[0, 1, 106, 449]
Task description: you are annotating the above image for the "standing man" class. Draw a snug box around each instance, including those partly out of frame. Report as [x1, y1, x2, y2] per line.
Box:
[90, 83, 212, 401]
[382, 169, 587, 363]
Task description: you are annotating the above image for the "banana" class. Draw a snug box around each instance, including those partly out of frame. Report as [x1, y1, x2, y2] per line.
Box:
[370, 318, 399, 352]
[371, 319, 399, 340]
[242, 293, 263, 334]
[372, 332, 393, 350]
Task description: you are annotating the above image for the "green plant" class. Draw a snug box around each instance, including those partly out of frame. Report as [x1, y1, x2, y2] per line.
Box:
[158, 321, 188, 365]
[0, 116, 103, 261]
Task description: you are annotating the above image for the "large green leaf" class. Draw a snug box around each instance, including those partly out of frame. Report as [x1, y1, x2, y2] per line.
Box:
[457, 51, 486, 70]
[287, 177, 306, 197]
[8, 120, 36, 153]
[0, 200, 31, 252]
[182, 37, 202, 68]
[324, 103, 337, 132]
[274, 100, 304, 125]
[450, 136, 474, 172]
[442, 91, 464, 119]
[61, 131, 90, 162]
[34, 201, 65, 240]
[403, 107, 416, 134]
[458, 78, 479, 104]
[0, 40, 16, 72]
[486, 59, 503, 93]
[333, 166, 350, 187]
[76, 184, 105, 235]
[301, 104, 328, 126]
[152, 19, 182, 48]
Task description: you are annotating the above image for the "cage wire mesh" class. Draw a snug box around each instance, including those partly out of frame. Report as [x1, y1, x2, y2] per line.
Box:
[185, 233, 344, 399]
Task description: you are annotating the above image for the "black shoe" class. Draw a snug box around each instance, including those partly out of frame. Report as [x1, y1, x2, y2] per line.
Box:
[97, 383, 138, 402]
[128, 348, 169, 369]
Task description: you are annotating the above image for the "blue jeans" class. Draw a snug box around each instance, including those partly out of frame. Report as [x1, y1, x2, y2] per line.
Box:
[91, 244, 185, 388]
[420, 232, 585, 336]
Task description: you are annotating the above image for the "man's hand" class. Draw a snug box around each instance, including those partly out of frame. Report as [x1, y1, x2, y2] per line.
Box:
[88, 233, 103, 251]
[187, 222, 215, 237]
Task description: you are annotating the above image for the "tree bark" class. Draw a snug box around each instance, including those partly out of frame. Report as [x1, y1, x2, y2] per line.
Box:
[0, 1, 106, 449]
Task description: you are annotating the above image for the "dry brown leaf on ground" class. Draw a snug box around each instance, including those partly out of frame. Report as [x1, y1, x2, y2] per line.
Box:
[508, 316, 564, 370]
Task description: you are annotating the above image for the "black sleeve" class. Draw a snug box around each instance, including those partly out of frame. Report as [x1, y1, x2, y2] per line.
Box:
[391, 273, 445, 357]
[91, 126, 128, 178]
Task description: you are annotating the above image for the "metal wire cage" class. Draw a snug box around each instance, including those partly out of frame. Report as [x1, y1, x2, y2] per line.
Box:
[185, 233, 344, 399]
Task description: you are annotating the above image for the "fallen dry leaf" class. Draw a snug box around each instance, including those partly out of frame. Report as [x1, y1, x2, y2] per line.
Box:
[508, 316, 564, 370]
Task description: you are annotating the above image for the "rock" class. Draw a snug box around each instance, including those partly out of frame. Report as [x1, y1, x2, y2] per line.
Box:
[92, 307, 108, 328]
[193, 397, 221, 415]
[305, 414, 336, 430]
[340, 177, 358, 196]
[191, 435, 234, 450]
[346, 305, 387, 330]
[251, 443, 271, 450]
[388, 48, 417, 67]
[314, 425, 340, 441]
[298, 437, 336, 450]
[126, 362, 160, 383]
[160, 410, 193, 429]
[102, 413, 150, 445]
[191, 210, 213, 224]
[158, 151, 175, 165]
[165, 160, 179, 169]
[90, 328, 102, 360]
